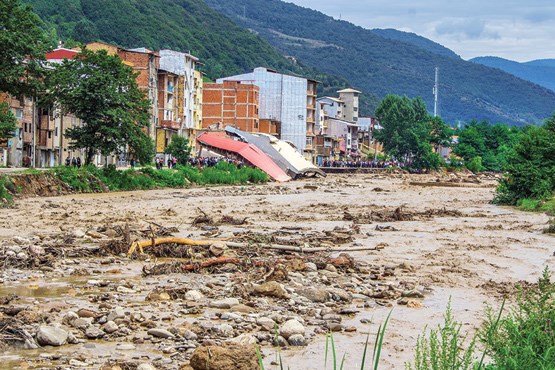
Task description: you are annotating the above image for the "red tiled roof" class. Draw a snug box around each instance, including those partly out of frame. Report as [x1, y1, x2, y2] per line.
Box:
[197, 133, 291, 182]
[45, 48, 80, 60]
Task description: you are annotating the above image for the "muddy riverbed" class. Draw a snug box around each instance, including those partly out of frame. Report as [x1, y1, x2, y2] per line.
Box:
[0, 173, 553, 369]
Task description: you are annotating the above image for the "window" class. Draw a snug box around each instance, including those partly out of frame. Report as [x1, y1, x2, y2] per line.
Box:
[48, 131, 52, 139]
[55, 127, 58, 137]
[15, 109, 23, 119]
[353, 117, 358, 121]
[306, 137, 313, 146]
[353, 107, 358, 112]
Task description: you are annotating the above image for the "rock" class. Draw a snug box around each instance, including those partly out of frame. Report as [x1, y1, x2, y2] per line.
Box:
[189, 344, 259, 370]
[116, 286, 136, 294]
[287, 334, 306, 346]
[305, 262, 317, 272]
[407, 300, 423, 309]
[280, 319, 305, 339]
[256, 317, 276, 331]
[69, 359, 88, 367]
[220, 312, 242, 321]
[322, 314, 342, 322]
[230, 304, 254, 313]
[116, 343, 136, 350]
[185, 290, 204, 301]
[137, 364, 157, 370]
[29, 245, 44, 256]
[77, 308, 98, 318]
[254, 281, 288, 299]
[402, 290, 425, 299]
[102, 321, 118, 334]
[328, 288, 352, 302]
[13, 236, 30, 245]
[71, 318, 91, 330]
[228, 333, 257, 346]
[182, 329, 198, 341]
[273, 335, 288, 347]
[86, 230, 104, 239]
[214, 324, 234, 337]
[85, 325, 105, 339]
[209, 242, 226, 257]
[148, 328, 175, 339]
[73, 229, 86, 238]
[209, 298, 240, 309]
[297, 288, 329, 303]
[325, 264, 337, 273]
[107, 307, 125, 322]
[36, 326, 68, 346]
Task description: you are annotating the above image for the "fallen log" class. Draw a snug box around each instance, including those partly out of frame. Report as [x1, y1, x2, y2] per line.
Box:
[128, 237, 382, 257]
[127, 236, 237, 257]
[178, 256, 241, 271]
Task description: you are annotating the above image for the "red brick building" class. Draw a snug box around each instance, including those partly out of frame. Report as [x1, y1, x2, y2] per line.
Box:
[202, 81, 259, 132]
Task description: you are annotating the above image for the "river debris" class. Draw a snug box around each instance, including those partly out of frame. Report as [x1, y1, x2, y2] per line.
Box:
[343, 206, 464, 223]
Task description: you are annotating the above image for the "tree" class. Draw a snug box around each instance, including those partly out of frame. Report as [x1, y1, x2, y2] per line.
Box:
[46, 48, 152, 165]
[374, 94, 449, 170]
[165, 136, 192, 166]
[0, 0, 49, 96]
[0, 102, 17, 143]
[495, 116, 555, 204]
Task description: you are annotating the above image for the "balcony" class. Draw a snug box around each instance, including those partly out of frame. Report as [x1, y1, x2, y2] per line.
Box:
[159, 120, 180, 130]
[307, 90, 317, 97]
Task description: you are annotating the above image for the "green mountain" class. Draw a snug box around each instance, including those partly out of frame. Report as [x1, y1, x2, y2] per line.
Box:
[372, 28, 460, 60]
[205, 0, 555, 126]
[471, 56, 555, 92]
[23, 0, 368, 110]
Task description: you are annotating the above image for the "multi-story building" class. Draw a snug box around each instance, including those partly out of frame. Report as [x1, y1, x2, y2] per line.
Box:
[119, 47, 160, 142]
[0, 93, 31, 167]
[337, 88, 361, 122]
[193, 70, 203, 139]
[217, 67, 314, 153]
[156, 69, 181, 154]
[202, 80, 259, 132]
[305, 79, 318, 160]
[158, 50, 200, 141]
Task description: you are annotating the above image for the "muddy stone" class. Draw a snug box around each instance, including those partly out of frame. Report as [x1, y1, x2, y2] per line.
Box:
[189, 344, 259, 370]
[297, 288, 329, 303]
[280, 319, 305, 339]
[36, 326, 68, 346]
[254, 281, 288, 299]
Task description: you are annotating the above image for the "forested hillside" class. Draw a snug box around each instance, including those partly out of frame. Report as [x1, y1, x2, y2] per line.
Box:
[371, 28, 460, 60]
[23, 0, 374, 110]
[471, 56, 555, 92]
[206, 0, 555, 126]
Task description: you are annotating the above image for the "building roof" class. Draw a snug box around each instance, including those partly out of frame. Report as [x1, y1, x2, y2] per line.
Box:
[196, 133, 291, 182]
[317, 96, 344, 103]
[337, 88, 362, 94]
[225, 126, 325, 178]
[45, 48, 79, 61]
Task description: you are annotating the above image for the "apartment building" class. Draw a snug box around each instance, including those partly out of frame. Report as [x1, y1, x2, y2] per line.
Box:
[217, 67, 313, 153]
[156, 70, 181, 154]
[202, 80, 259, 132]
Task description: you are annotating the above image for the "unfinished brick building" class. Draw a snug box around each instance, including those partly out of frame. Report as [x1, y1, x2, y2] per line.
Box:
[202, 81, 259, 132]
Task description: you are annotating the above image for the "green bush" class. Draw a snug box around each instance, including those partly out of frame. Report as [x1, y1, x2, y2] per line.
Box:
[0, 175, 14, 207]
[466, 156, 485, 173]
[406, 299, 476, 370]
[480, 268, 555, 370]
[494, 122, 555, 205]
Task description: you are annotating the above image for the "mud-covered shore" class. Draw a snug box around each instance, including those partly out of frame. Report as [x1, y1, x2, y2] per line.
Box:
[1, 173, 553, 369]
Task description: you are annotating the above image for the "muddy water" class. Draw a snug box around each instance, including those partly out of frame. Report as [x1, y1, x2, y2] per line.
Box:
[1, 174, 553, 369]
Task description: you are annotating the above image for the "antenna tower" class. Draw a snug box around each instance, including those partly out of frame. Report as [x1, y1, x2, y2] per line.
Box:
[433, 67, 439, 117]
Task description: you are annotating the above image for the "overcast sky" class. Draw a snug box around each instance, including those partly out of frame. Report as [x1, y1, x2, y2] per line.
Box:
[287, 0, 555, 62]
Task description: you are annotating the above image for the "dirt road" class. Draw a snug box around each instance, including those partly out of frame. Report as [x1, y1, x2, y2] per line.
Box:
[0, 173, 553, 369]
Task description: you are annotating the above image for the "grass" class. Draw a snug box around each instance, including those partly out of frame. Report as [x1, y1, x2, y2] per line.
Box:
[46, 162, 269, 193]
[257, 311, 392, 370]
[480, 267, 555, 370]
[405, 299, 476, 370]
[0, 175, 15, 207]
[517, 197, 555, 214]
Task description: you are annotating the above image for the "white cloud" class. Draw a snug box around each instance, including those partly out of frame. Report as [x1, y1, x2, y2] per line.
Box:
[287, 0, 555, 61]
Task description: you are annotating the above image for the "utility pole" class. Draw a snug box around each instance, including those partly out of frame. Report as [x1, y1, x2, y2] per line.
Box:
[433, 67, 439, 117]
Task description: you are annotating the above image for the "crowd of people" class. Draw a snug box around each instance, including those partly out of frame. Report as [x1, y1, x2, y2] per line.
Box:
[155, 156, 177, 169]
[320, 159, 401, 168]
[65, 157, 82, 167]
[187, 156, 244, 168]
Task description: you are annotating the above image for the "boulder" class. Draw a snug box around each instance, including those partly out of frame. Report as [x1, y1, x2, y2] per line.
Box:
[254, 281, 288, 299]
[189, 344, 259, 370]
[36, 326, 68, 346]
[280, 319, 305, 339]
